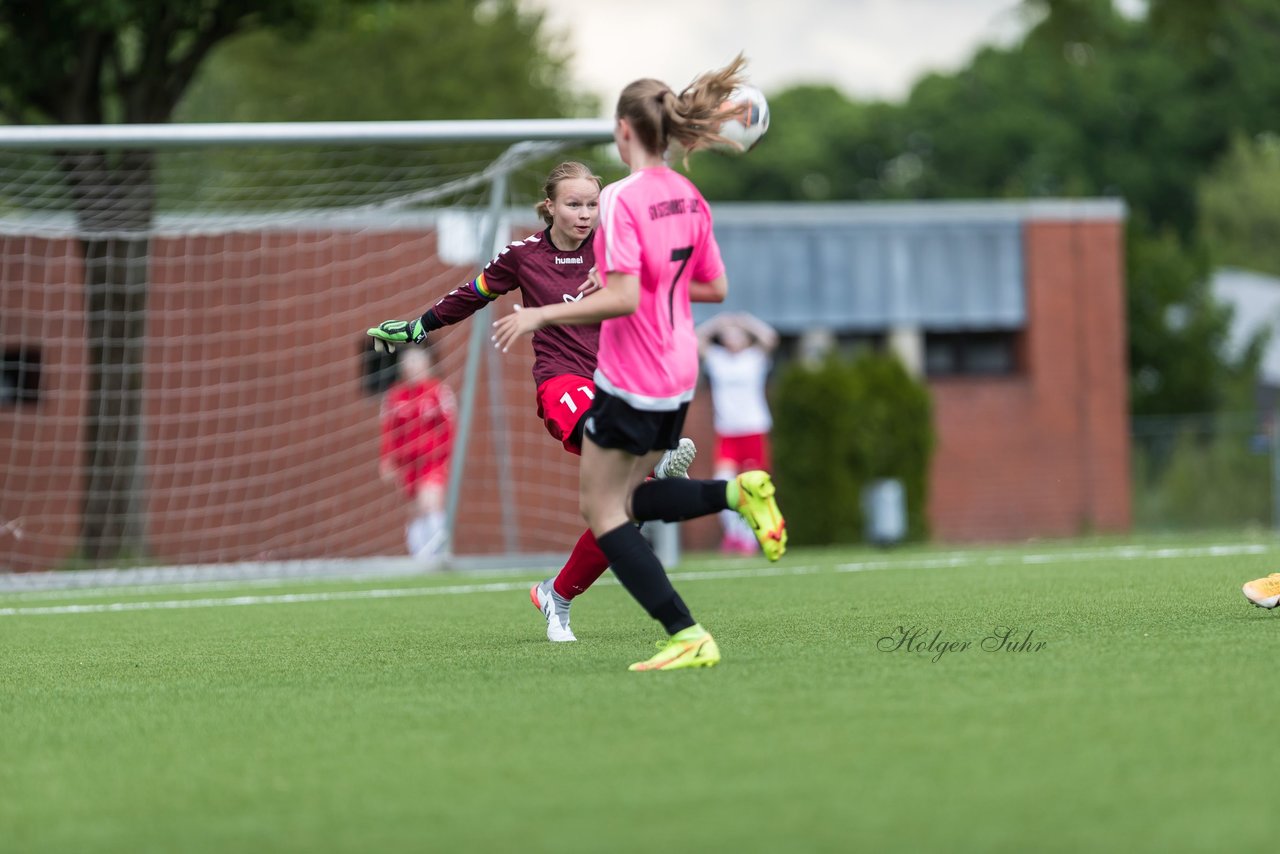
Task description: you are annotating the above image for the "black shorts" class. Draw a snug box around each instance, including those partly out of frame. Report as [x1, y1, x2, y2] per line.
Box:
[582, 389, 689, 456]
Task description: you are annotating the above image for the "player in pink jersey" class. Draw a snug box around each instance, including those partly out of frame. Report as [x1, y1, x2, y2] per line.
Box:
[366, 162, 696, 641]
[492, 56, 788, 671]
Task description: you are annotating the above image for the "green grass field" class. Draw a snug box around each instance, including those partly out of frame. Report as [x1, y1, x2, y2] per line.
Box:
[2, 536, 1277, 853]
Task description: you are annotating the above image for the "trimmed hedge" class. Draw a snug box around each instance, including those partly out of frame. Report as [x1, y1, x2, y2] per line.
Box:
[772, 352, 935, 545]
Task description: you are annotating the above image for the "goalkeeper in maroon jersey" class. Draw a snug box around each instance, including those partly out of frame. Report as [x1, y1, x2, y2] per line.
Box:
[367, 161, 696, 642]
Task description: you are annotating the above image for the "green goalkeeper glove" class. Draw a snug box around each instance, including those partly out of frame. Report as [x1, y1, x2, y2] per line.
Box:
[367, 318, 427, 353]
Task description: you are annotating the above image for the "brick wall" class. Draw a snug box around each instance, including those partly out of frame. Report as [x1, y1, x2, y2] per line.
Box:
[0, 238, 87, 572]
[0, 229, 571, 571]
[926, 219, 1131, 540]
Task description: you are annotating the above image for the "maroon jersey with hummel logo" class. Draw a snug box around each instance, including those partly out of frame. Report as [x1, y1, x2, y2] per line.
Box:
[425, 229, 599, 387]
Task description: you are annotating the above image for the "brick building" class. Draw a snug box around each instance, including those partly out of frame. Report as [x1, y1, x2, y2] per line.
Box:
[701, 199, 1131, 543]
[0, 199, 1129, 572]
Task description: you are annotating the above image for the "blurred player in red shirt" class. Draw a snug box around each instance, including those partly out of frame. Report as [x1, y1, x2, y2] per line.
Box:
[380, 345, 455, 559]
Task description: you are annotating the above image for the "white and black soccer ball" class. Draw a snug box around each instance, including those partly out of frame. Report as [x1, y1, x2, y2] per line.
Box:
[716, 84, 770, 152]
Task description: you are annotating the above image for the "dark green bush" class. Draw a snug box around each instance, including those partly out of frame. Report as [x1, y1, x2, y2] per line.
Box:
[772, 352, 934, 545]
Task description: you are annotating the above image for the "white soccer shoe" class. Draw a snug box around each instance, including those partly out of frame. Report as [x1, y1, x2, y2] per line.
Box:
[654, 437, 697, 480]
[530, 579, 577, 642]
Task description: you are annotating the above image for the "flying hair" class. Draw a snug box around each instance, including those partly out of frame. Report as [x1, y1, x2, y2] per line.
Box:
[615, 53, 750, 163]
[534, 161, 602, 225]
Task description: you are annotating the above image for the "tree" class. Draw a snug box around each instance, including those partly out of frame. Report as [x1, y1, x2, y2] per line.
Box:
[1199, 134, 1280, 277]
[0, 1, 335, 561]
[0, 0, 579, 561]
[1124, 227, 1249, 415]
[689, 0, 1280, 417]
[167, 0, 589, 209]
[175, 0, 589, 123]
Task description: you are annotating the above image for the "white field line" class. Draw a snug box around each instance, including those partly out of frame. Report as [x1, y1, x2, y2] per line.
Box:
[0, 580, 533, 617]
[0, 562, 818, 603]
[0, 566, 824, 618]
[0, 542, 1270, 618]
[0, 566, 542, 603]
[0, 558, 554, 598]
[833, 542, 1270, 573]
[0, 573, 421, 602]
[5, 541, 1269, 603]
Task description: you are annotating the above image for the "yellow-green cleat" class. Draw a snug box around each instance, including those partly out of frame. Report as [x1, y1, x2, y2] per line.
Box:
[734, 470, 787, 561]
[628, 625, 721, 672]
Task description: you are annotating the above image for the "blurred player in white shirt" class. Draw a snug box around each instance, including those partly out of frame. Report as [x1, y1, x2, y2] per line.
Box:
[697, 312, 779, 554]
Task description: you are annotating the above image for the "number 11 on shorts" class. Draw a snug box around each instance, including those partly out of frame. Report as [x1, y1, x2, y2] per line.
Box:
[559, 385, 595, 414]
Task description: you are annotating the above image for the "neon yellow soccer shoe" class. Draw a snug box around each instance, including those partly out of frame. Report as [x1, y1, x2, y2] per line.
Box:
[628, 625, 721, 672]
[734, 471, 787, 561]
[1243, 573, 1280, 609]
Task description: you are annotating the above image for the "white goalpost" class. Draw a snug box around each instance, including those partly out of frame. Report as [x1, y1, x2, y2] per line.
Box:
[0, 119, 679, 588]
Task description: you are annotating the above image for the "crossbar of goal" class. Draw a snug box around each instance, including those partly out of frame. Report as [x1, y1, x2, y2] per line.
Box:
[0, 119, 616, 149]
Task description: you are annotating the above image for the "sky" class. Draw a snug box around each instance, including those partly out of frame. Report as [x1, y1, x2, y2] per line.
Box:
[527, 0, 1037, 111]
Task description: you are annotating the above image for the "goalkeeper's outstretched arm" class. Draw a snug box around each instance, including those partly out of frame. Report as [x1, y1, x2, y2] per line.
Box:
[367, 268, 513, 353]
[367, 229, 530, 355]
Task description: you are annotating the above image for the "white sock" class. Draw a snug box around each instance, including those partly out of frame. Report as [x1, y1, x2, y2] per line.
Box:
[405, 517, 427, 555]
[413, 513, 447, 558]
[719, 508, 739, 539]
[429, 512, 448, 548]
[723, 509, 755, 544]
[715, 467, 748, 542]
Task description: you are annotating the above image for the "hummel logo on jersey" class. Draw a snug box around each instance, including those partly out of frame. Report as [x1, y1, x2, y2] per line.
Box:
[554, 256, 584, 265]
[562, 292, 584, 303]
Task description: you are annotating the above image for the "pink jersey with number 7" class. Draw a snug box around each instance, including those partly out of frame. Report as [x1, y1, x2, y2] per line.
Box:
[592, 166, 726, 411]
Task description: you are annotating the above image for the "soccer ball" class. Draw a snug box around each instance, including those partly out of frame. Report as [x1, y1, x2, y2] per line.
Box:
[717, 84, 770, 152]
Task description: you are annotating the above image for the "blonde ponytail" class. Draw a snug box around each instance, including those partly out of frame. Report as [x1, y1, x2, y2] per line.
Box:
[533, 198, 554, 226]
[615, 54, 750, 161]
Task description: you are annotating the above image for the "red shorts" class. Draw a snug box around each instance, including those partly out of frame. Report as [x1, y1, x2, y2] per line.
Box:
[536, 375, 596, 455]
[714, 432, 771, 472]
[403, 463, 448, 497]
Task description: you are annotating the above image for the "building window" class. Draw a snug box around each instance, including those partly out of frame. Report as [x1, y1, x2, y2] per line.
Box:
[924, 331, 1019, 377]
[775, 331, 885, 367]
[1, 347, 41, 406]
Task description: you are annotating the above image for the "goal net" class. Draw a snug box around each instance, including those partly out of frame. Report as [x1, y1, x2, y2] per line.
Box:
[0, 120, 623, 579]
